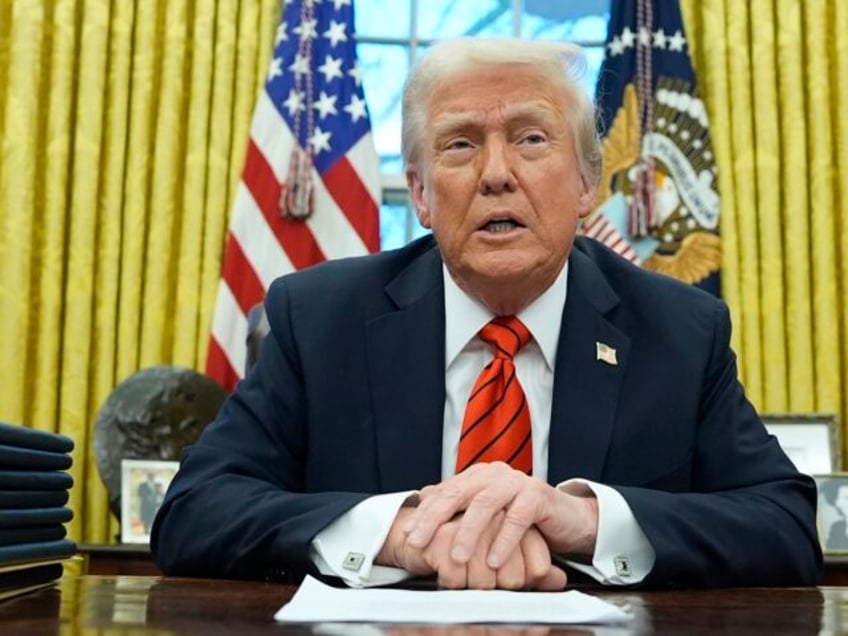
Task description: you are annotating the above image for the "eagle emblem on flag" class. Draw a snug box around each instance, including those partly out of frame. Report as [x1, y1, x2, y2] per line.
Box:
[587, 0, 720, 294]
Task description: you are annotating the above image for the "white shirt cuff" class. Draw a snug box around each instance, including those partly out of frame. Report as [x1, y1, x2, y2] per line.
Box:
[310, 491, 416, 588]
[557, 479, 655, 585]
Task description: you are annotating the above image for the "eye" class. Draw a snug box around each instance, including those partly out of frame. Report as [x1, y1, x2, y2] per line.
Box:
[444, 138, 473, 151]
[521, 132, 547, 145]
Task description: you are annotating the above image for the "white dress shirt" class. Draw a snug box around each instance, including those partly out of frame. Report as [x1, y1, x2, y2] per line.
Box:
[311, 262, 655, 587]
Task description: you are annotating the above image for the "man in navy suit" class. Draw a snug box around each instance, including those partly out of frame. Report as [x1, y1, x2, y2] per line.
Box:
[151, 38, 821, 589]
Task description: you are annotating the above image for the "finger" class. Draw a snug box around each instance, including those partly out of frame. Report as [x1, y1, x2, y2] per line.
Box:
[450, 468, 530, 562]
[519, 528, 553, 588]
[488, 485, 547, 568]
[535, 565, 568, 591]
[425, 520, 468, 590]
[465, 535, 497, 590]
[495, 540, 526, 590]
[405, 470, 492, 548]
[403, 482, 467, 548]
[435, 555, 467, 590]
[450, 486, 515, 562]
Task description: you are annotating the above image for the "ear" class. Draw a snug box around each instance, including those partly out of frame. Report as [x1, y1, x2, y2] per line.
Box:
[406, 167, 432, 229]
[576, 179, 598, 219]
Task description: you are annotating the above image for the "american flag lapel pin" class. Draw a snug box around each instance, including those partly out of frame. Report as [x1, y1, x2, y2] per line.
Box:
[596, 342, 618, 366]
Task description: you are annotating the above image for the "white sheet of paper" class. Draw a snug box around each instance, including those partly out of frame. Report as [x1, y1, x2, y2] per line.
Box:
[275, 576, 631, 625]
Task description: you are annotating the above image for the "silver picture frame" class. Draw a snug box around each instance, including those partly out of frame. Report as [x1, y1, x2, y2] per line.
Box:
[762, 413, 840, 476]
[814, 473, 848, 555]
[120, 459, 179, 544]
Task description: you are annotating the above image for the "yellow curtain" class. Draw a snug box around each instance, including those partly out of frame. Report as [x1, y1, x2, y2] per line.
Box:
[0, 0, 278, 542]
[681, 0, 848, 454]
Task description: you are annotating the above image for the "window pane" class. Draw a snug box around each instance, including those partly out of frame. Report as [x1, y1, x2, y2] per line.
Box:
[583, 45, 606, 99]
[521, 0, 610, 41]
[380, 194, 431, 251]
[418, 0, 514, 40]
[358, 43, 408, 174]
[380, 203, 409, 251]
[355, 0, 411, 38]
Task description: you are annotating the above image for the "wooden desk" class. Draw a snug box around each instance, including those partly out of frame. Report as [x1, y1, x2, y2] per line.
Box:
[0, 575, 842, 634]
[77, 543, 161, 576]
[70, 545, 848, 584]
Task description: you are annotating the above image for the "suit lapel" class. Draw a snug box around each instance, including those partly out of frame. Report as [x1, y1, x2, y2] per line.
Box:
[547, 246, 631, 484]
[366, 245, 446, 491]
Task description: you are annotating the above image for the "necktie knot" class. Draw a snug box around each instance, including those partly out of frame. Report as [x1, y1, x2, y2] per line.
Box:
[478, 316, 531, 360]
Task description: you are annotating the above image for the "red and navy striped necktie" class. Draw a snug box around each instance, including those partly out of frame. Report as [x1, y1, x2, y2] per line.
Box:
[456, 316, 533, 475]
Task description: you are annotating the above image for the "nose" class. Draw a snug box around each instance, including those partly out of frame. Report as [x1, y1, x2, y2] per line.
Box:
[478, 137, 517, 195]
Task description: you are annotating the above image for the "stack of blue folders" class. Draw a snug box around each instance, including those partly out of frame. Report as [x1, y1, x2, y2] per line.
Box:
[0, 422, 77, 600]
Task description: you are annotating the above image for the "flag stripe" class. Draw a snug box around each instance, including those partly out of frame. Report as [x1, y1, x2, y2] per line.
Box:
[229, 183, 296, 289]
[222, 234, 265, 315]
[206, 337, 241, 394]
[323, 156, 381, 252]
[210, 281, 249, 381]
[346, 134, 382, 205]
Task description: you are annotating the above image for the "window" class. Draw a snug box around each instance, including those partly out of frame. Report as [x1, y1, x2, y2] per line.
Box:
[354, 0, 611, 250]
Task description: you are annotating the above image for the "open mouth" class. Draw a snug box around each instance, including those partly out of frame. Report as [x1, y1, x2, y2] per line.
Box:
[480, 218, 525, 233]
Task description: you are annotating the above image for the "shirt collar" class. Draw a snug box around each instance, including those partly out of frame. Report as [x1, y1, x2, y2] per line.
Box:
[444, 261, 569, 372]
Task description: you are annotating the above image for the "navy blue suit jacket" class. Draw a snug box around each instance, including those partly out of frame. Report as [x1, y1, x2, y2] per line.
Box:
[151, 236, 822, 587]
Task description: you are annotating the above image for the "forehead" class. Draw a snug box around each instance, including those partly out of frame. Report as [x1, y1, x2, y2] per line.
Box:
[426, 64, 570, 125]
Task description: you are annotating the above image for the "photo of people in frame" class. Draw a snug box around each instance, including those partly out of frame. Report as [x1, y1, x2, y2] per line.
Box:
[815, 474, 848, 554]
[121, 459, 179, 544]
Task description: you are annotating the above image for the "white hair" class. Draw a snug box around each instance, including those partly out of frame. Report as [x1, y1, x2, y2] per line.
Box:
[401, 37, 602, 187]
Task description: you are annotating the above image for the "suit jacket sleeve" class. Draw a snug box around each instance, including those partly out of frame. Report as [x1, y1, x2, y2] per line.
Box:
[150, 278, 371, 582]
[616, 302, 822, 587]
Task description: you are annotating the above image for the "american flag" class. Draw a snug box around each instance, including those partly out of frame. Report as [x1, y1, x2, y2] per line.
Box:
[206, 0, 381, 391]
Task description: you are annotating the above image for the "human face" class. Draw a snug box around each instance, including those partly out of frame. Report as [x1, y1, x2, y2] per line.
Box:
[407, 64, 595, 314]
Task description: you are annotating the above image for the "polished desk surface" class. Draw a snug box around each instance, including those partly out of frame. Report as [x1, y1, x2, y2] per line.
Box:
[0, 575, 845, 635]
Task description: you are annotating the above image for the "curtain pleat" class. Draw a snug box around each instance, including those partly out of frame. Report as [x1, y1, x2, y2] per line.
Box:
[197, 0, 240, 369]
[172, 1, 217, 366]
[804, 0, 841, 415]
[32, 0, 74, 442]
[139, 0, 188, 368]
[775, 0, 815, 411]
[836, 1, 848, 428]
[749, 0, 787, 411]
[59, 0, 111, 542]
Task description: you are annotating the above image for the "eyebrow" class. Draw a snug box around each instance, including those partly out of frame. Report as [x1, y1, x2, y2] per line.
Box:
[431, 101, 561, 138]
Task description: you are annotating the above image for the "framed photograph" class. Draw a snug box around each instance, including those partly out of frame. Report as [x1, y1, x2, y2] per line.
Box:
[120, 459, 179, 544]
[814, 474, 848, 554]
[762, 413, 840, 475]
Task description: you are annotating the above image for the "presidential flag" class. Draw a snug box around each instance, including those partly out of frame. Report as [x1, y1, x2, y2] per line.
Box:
[585, 0, 720, 295]
[207, 0, 381, 391]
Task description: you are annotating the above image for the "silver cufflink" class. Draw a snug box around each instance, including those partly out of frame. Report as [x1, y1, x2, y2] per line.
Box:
[342, 552, 366, 572]
[614, 556, 632, 577]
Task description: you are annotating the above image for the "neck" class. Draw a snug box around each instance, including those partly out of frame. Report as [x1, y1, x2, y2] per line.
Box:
[453, 271, 561, 317]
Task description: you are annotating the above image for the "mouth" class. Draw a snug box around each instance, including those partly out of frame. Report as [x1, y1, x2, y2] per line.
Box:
[478, 216, 526, 234]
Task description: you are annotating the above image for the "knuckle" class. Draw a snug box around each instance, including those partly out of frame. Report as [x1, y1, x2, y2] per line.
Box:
[525, 558, 549, 580]
[503, 509, 528, 528]
[471, 491, 499, 510]
[438, 571, 464, 589]
[498, 573, 524, 590]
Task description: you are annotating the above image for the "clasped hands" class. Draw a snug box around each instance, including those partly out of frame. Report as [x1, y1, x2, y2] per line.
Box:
[375, 462, 599, 590]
